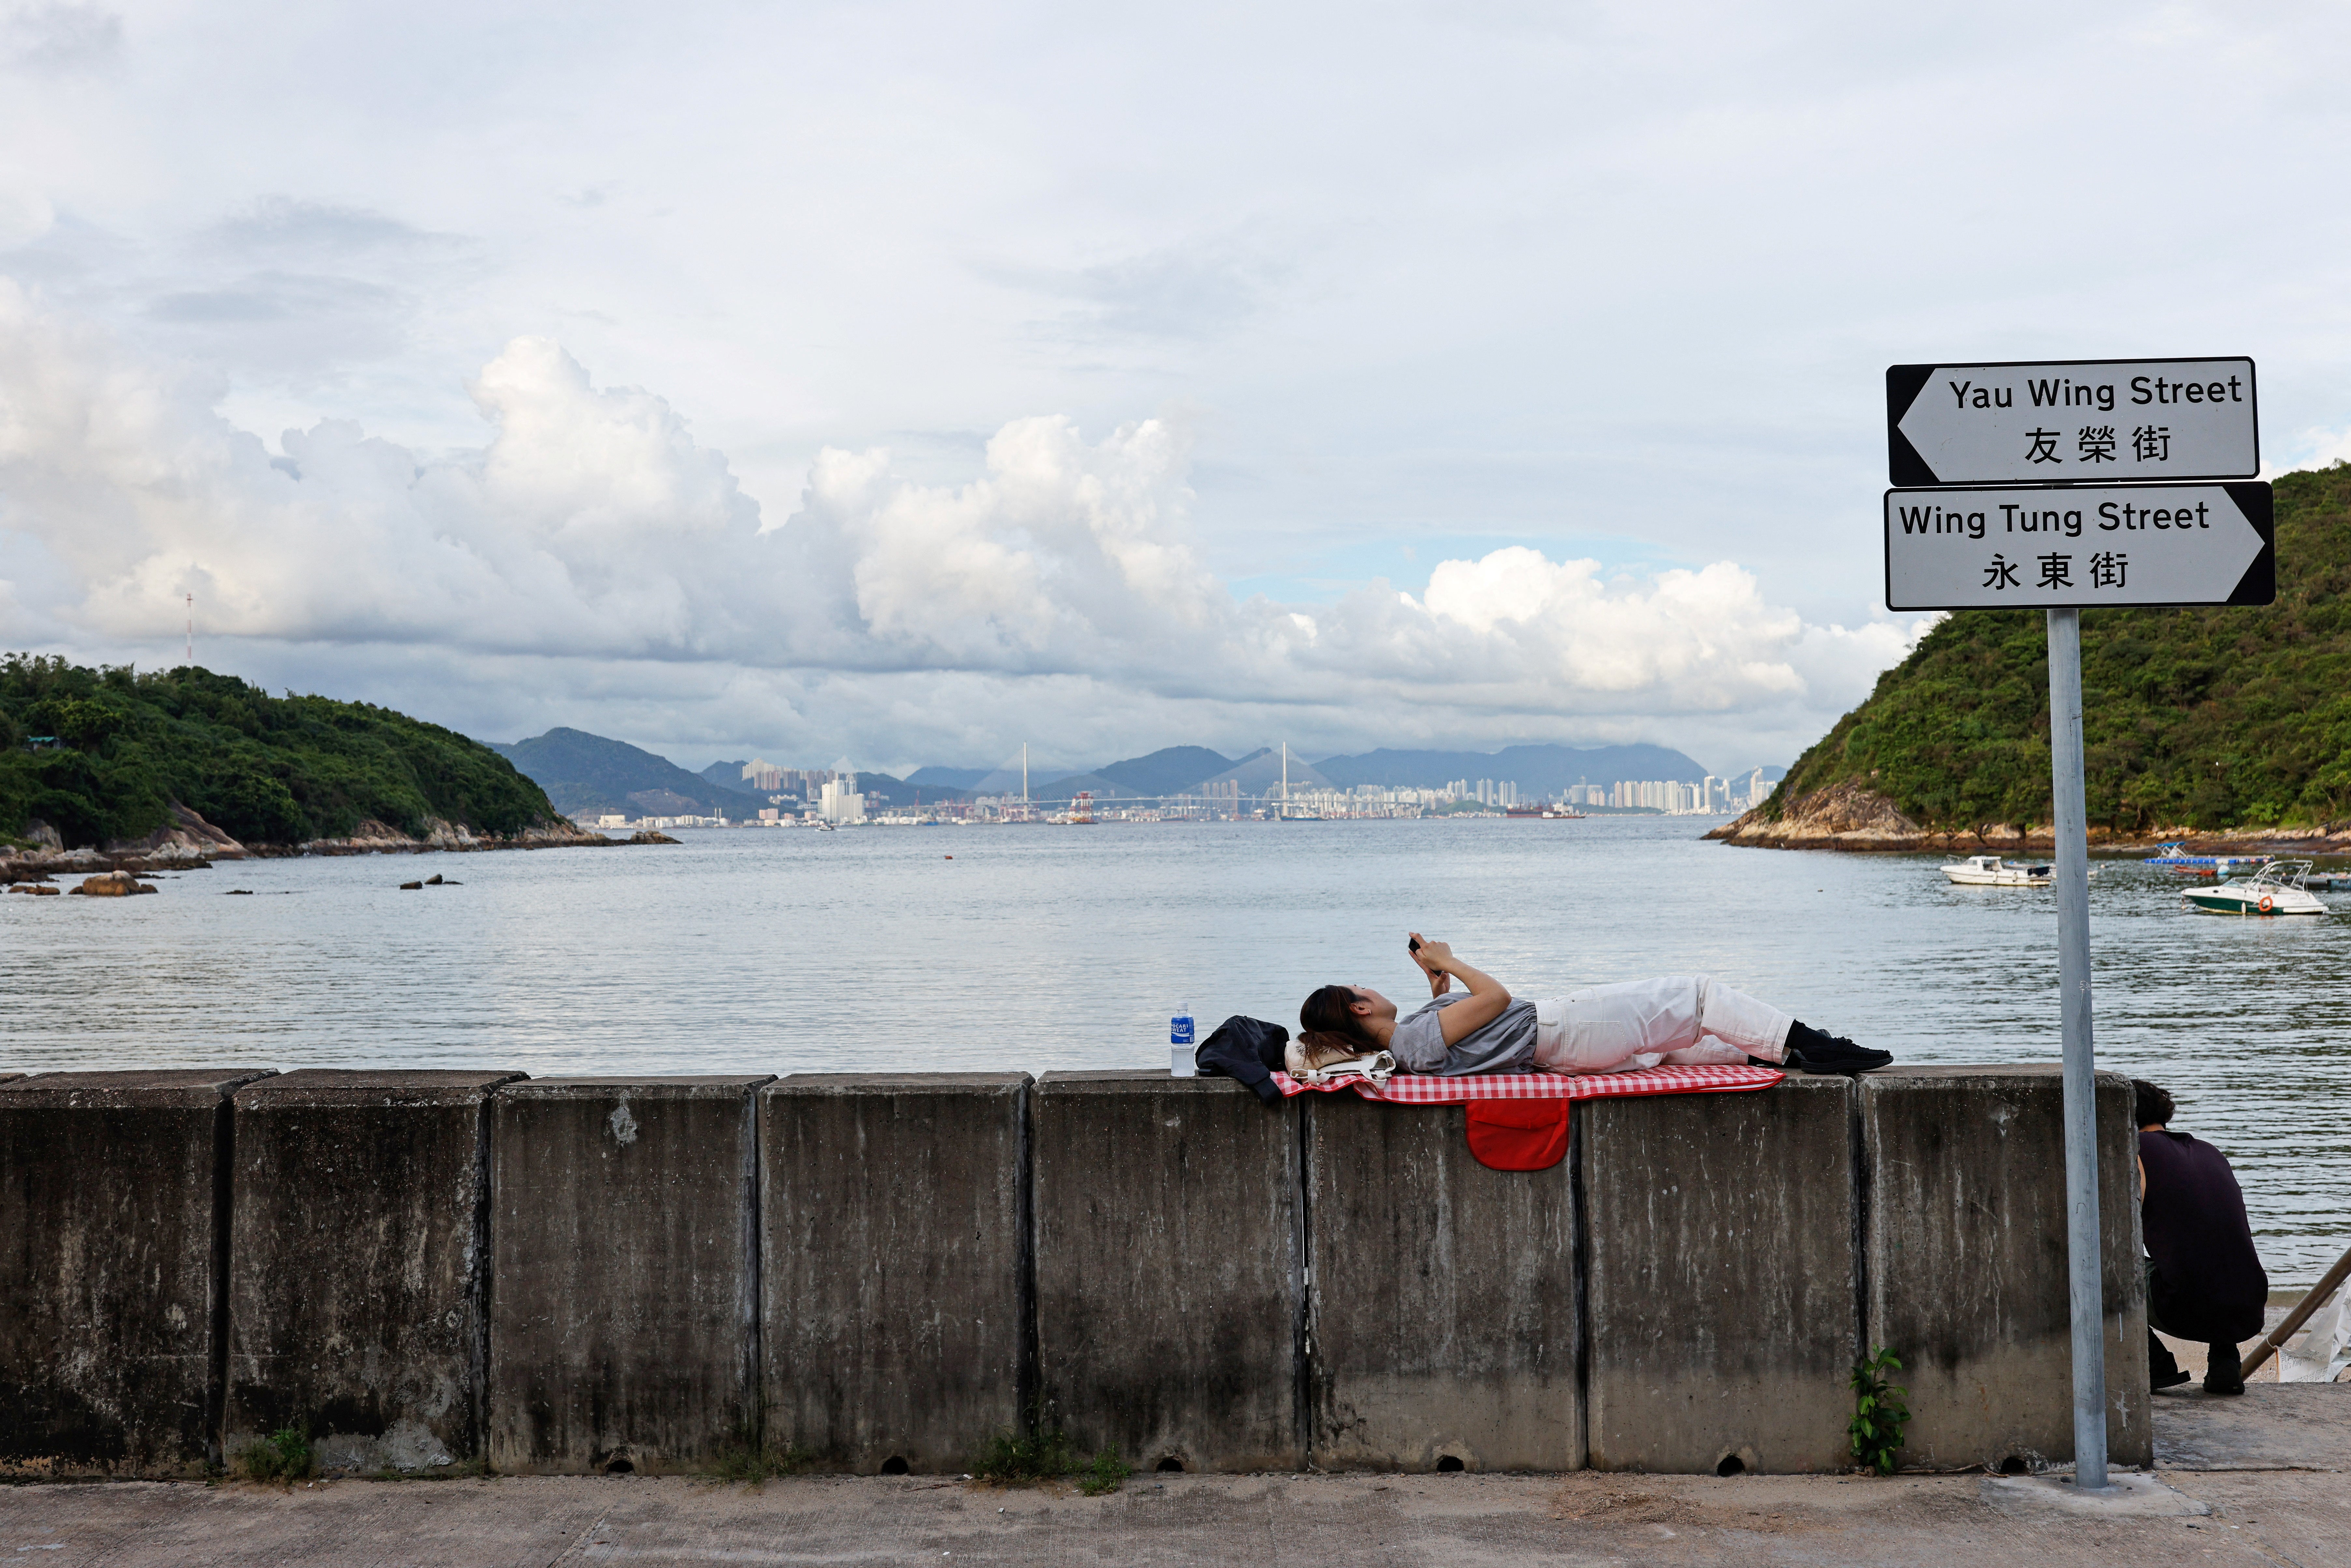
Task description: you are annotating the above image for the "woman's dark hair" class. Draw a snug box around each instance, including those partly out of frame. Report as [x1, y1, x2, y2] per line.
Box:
[1300, 984, 1375, 1048]
[2132, 1079, 2174, 1129]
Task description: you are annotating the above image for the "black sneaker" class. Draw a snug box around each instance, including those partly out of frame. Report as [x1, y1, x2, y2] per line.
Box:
[2203, 1346, 2246, 1396]
[2152, 1366, 2193, 1390]
[1790, 1035, 1893, 1075]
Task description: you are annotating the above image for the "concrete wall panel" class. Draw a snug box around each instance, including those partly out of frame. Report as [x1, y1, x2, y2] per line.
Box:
[227, 1070, 519, 1473]
[0, 1070, 272, 1477]
[761, 1074, 1029, 1473]
[1033, 1072, 1303, 1473]
[1862, 1065, 2150, 1471]
[488, 1077, 769, 1475]
[1583, 1076, 1859, 1474]
[1304, 1095, 1581, 1472]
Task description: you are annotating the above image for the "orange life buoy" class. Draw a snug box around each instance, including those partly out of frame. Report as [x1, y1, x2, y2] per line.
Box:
[2258, 895, 2274, 913]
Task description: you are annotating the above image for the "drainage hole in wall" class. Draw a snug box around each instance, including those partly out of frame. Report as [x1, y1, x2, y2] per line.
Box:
[1999, 1456, 2028, 1476]
[1715, 1456, 1745, 1477]
[604, 1459, 634, 1475]
[880, 1456, 910, 1475]
[1435, 1456, 1465, 1473]
[1155, 1458, 1185, 1473]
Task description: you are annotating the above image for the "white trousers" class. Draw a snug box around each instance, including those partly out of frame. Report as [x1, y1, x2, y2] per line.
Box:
[1531, 976, 1793, 1074]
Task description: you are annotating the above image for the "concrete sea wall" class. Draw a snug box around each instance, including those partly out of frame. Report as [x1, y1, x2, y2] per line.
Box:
[0, 1066, 2149, 1478]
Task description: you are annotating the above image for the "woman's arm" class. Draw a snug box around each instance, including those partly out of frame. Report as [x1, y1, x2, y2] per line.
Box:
[1407, 933, 1511, 1045]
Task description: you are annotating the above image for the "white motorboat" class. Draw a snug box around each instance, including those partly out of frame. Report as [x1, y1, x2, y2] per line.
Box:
[1941, 855, 2055, 887]
[2181, 860, 2330, 917]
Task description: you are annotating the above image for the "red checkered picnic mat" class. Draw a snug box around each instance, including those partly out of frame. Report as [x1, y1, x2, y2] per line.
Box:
[1271, 1062, 1783, 1103]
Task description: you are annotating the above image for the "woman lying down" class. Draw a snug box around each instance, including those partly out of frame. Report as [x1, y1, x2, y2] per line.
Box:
[1291, 933, 1892, 1078]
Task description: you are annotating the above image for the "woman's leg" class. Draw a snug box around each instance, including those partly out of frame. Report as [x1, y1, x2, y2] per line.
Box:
[1535, 977, 1794, 1072]
[1688, 976, 1795, 1062]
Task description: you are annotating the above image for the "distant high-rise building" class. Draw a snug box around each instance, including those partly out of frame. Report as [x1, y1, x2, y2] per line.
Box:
[742, 759, 785, 793]
[819, 775, 866, 824]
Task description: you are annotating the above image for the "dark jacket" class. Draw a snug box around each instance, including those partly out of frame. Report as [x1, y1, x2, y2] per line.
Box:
[2141, 1128, 2269, 1344]
[1193, 1016, 1290, 1105]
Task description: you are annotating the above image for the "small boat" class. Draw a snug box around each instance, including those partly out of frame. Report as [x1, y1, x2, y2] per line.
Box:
[2181, 860, 2330, 917]
[1941, 855, 2054, 886]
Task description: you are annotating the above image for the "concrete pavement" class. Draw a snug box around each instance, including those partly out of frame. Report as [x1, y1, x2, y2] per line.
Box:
[1, 1386, 2343, 1566]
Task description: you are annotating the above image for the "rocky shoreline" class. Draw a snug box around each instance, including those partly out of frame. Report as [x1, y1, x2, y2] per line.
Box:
[2, 804, 633, 886]
[1704, 778, 2351, 856]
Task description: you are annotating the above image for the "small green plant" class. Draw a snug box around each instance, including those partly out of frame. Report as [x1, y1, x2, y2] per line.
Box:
[700, 1421, 818, 1484]
[237, 1425, 316, 1484]
[1848, 1347, 1911, 1475]
[973, 1425, 1080, 1483]
[1077, 1449, 1132, 1497]
[971, 1423, 1127, 1495]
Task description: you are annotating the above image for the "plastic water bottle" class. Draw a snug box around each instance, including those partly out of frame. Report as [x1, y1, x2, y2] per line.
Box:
[1169, 1003, 1197, 1076]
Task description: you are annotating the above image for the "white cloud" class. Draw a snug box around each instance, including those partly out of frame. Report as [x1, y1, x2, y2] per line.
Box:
[0, 285, 1930, 767]
[2, 1, 121, 76]
[2268, 424, 2351, 479]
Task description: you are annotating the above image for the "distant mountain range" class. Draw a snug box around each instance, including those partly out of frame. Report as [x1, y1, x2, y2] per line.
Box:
[493, 729, 762, 819]
[498, 728, 1758, 817]
[494, 729, 958, 816]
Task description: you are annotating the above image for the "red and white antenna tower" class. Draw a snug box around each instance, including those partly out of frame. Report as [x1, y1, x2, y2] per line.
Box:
[185, 593, 193, 666]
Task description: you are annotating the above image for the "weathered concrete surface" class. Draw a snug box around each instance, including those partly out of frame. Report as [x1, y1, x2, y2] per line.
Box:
[1862, 1066, 2151, 1471]
[1303, 1095, 1580, 1471]
[3, 1465, 2347, 1566]
[0, 1070, 274, 1477]
[2153, 1383, 2351, 1471]
[487, 1076, 770, 1475]
[1033, 1072, 1303, 1472]
[227, 1070, 520, 1473]
[761, 1074, 1029, 1474]
[1583, 1076, 1860, 1474]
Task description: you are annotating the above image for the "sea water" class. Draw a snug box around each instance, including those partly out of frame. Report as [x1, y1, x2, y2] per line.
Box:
[3, 815, 2344, 1286]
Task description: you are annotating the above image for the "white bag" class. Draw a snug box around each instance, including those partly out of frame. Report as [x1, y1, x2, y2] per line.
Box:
[2278, 1280, 2351, 1383]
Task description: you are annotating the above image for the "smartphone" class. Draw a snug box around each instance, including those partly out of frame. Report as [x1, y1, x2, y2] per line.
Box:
[1408, 936, 1422, 952]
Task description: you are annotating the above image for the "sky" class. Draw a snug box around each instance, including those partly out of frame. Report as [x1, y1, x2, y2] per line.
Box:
[4, 0, 2349, 780]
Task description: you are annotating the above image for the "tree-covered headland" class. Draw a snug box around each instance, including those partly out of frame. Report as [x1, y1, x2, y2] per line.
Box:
[0, 658, 566, 849]
[1760, 463, 2351, 835]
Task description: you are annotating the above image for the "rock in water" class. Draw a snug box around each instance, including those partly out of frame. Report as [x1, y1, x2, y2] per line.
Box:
[399, 880, 425, 890]
[68, 871, 156, 897]
[629, 830, 680, 845]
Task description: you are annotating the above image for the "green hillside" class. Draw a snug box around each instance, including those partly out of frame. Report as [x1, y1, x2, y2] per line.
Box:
[1761, 463, 2351, 834]
[0, 658, 565, 849]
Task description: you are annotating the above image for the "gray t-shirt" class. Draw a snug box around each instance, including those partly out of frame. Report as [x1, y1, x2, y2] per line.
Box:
[1389, 992, 1539, 1076]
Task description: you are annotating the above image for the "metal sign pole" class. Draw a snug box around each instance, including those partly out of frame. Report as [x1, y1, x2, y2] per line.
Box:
[2045, 606, 2108, 1490]
[1884, 354, 2269, 1495]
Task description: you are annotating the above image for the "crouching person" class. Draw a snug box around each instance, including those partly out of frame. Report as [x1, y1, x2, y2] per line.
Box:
[2138, 1078, 2269, 1396]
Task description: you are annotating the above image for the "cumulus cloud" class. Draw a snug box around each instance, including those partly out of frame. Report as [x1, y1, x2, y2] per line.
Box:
[0, 283, 1927, 763]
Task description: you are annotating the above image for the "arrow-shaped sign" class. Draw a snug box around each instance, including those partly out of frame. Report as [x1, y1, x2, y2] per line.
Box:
[1888, 358, 2258, 485]
[1884, 482, 2272, 611]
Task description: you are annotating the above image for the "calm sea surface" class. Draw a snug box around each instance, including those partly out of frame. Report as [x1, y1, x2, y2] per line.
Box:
[4, 816, 2345, 1287]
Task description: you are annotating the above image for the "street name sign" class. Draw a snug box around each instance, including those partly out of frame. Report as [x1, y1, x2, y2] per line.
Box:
[1887, 357, 2258, 485]
[1884, 481, 2273, 610]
